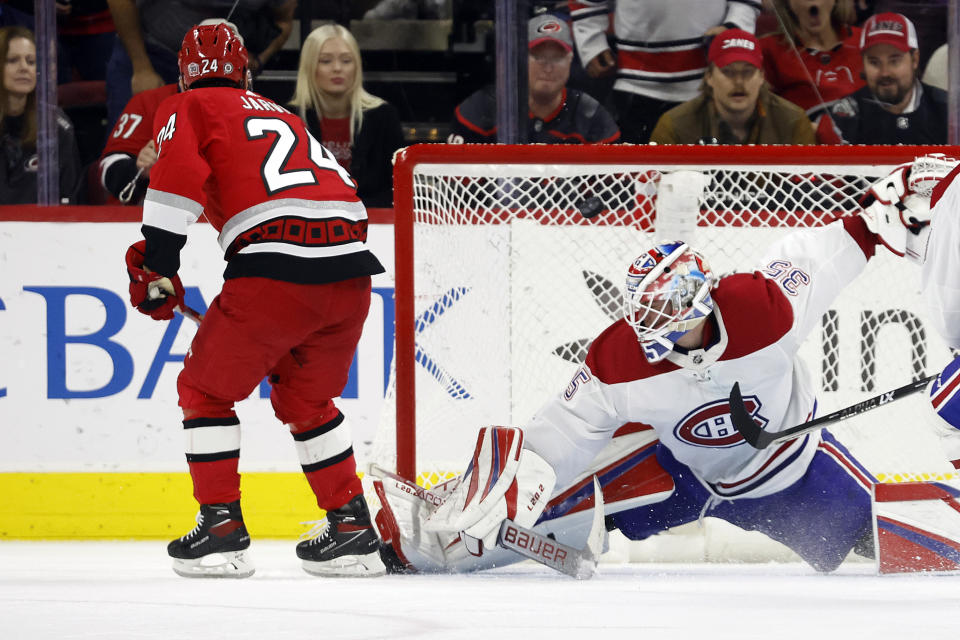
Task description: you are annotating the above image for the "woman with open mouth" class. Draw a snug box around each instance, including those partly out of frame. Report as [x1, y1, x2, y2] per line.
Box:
[760, 0, 863, 122]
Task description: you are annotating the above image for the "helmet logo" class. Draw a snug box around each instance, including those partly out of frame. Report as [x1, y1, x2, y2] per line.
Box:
[188, 62, 200, 77]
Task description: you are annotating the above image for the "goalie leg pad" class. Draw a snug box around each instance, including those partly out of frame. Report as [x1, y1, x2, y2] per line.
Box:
[929, 355, 960, 470]
[424, 427, 557, 556]
[371, 472, 461, 572]
[873, 480, 960, 574]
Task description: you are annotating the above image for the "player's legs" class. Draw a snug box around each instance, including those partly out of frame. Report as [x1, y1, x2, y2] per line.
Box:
[170, 278, 344, 577]
[606, 443, 710, 540]
[929, 354, 960, 469]
[710, 430, 876, 572]
[268, 276, 383, 576]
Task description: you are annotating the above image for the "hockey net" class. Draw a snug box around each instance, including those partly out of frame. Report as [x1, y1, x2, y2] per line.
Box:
[373, 145, 958, 499]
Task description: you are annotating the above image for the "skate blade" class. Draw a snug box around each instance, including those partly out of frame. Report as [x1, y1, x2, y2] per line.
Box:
[171, 550, 255, 579]
[301, 550, 386, 578]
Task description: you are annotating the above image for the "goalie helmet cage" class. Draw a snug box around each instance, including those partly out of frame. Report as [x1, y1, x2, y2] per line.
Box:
[383, 144, 959, 489]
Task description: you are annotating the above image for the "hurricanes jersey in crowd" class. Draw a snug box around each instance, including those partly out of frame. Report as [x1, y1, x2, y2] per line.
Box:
[102, 84, 178, 161]
[99, 83, 178, 204]
[760, 27, 864, 116]
[523, 216, 877, 498]
[142, 87, 384, 283]
[569, 0, 761, 103]
[448, 86, 620, 144]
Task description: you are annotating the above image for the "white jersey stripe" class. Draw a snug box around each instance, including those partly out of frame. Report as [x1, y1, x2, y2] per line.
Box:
[233, 241, 370, 259]
[143, 190, 202, 235]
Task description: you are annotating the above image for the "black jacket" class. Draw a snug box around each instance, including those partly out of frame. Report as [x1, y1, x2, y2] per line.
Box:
[827, 82, 948, 145]
[304, 101, 404, 208]
[448, 85, 621, 144]
[0, 108, 81, 204]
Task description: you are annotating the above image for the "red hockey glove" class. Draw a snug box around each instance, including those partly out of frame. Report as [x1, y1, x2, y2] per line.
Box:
[125, 240, 185, 321]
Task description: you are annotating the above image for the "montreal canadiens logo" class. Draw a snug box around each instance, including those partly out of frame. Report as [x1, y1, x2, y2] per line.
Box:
[673, 397, 766, 448]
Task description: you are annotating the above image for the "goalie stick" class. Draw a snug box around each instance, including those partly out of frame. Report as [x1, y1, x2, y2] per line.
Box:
[369, 464, 606, 578]
[728, 376, 936, 449]
[497, 475, 606, 580]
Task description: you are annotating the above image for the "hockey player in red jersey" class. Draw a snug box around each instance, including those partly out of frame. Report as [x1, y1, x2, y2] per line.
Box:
[374, 160, 960, 575]
[99, 82, 177, 204]
[123, 23, 386, 579]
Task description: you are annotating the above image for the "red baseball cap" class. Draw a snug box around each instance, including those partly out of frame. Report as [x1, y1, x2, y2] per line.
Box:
[708, 28, 763, 69]
[860, 12, 918, 53]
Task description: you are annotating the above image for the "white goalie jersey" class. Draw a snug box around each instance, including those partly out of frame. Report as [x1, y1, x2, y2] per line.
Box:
[922, 165, 960, 348]
[523, 216, 879, 498]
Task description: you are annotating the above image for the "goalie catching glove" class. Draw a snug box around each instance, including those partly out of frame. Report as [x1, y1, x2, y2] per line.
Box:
[859, 154, 959, 263]
[125, 240, 185, 320]
[422, 426, 557, 556]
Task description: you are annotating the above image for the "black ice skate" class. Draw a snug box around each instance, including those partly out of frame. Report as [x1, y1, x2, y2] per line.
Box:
[296, 495, 386, 577]
[167, 501, 254, 578]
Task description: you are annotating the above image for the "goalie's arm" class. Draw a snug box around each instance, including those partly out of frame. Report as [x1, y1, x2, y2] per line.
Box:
[523, 362, 627, 490]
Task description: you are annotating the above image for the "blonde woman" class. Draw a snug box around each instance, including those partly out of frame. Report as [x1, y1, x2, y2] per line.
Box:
[291, 24, 404, 208]
[759, 0, 863, 117]
[0, 26, 80, 204]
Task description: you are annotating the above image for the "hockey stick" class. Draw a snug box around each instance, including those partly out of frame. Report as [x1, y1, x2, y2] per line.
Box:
[497, 475, 606, 580]
[728, 376, 936, 450]
[176, 303, 204, 326]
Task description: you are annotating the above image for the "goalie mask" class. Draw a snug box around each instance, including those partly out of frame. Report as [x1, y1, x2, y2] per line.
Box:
[623, 241, 717, 363]
[179, 23, 248, 89]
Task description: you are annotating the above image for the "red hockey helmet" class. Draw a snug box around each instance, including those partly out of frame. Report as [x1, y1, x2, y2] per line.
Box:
[178, 23, 248, 89]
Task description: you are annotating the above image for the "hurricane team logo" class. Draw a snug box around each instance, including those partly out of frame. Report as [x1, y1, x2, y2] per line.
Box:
[673, 397, 767, 448]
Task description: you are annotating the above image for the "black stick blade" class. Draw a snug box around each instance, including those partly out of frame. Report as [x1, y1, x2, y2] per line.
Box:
[728, 382, 771, 449]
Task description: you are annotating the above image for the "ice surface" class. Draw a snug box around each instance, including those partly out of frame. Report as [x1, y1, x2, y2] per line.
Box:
[2, 541, 959, 639]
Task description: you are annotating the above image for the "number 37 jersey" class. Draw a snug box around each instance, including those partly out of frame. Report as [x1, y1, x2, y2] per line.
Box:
[142, 87, 384, 284]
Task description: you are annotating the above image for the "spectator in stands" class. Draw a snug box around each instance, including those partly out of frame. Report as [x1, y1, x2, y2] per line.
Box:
[650, 28, 815, 145]
[56, 0, 116, 83]
[362, 0, 449, 19]
[448, 13, 620, 145]
[104, 0, 296, 126]
[0, 1, 115, 83]
[290, 23, 404, 209]
[0, 26, 81, 204]
[818, 13, 947, 145]
[569, 0, 761, 144]
[873, 0, 946, 72]
[760, 0, 863, 121]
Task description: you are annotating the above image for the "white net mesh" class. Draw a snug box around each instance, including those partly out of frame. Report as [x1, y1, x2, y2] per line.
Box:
[374, 151, 958, 489]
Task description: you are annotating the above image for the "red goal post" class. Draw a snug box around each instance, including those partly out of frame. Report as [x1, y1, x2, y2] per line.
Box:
[387, 144, 958, 486]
